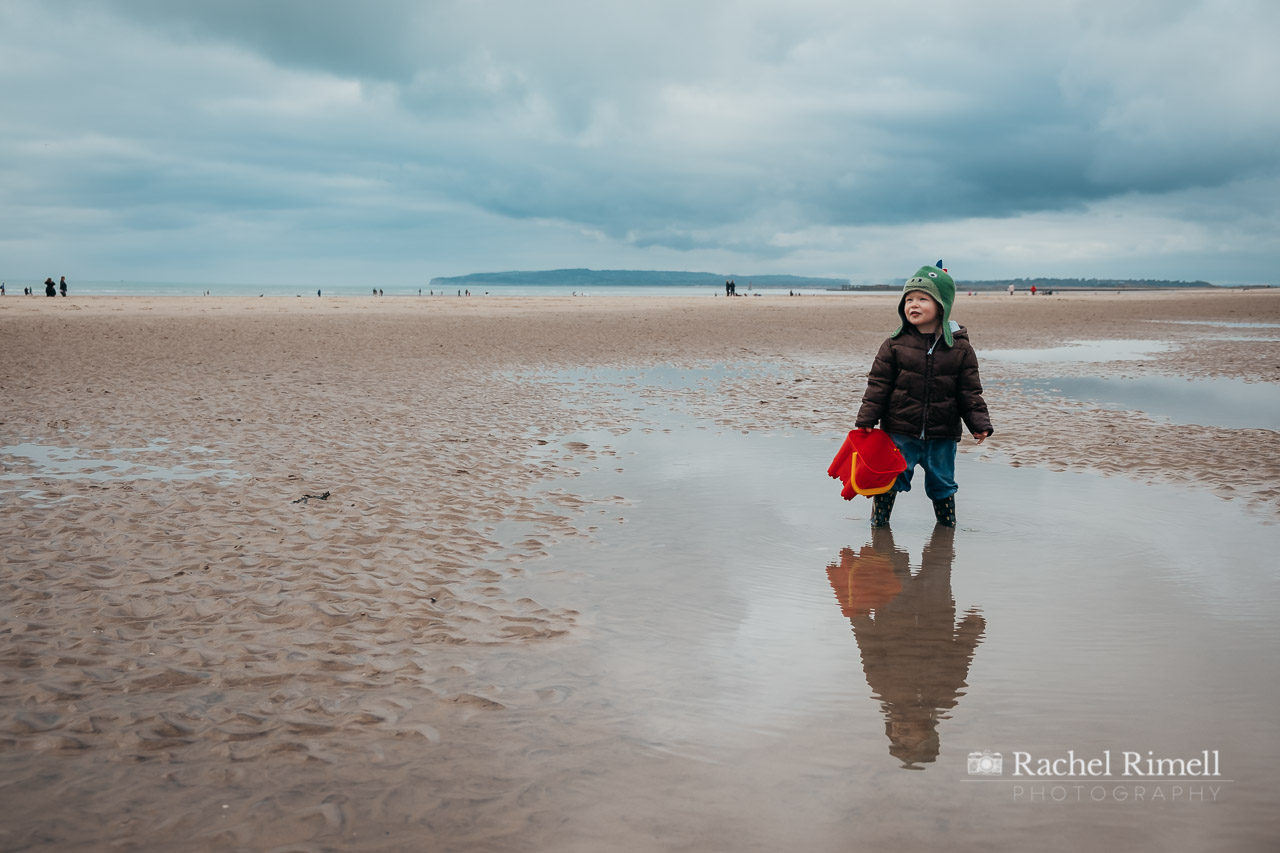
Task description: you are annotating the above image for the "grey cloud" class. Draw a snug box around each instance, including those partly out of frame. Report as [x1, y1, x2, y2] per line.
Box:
[92, 0, 438, 80]
[3, 0, 1278, 281]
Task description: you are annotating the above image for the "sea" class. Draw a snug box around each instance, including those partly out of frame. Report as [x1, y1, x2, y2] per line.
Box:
[4, 280, 850, 299]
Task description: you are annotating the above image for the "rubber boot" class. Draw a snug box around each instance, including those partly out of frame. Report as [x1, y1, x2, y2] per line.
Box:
[933, 495, 956, 528]
[870, 491, 896, 528]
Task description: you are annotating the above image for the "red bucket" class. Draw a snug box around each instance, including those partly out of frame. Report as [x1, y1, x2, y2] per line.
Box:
[828, 429, 908, 499]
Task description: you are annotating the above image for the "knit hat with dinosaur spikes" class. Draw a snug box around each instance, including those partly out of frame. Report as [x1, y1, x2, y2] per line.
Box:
[892, 260, 956, 346]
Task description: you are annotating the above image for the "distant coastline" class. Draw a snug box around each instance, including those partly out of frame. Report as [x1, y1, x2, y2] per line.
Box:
[934, 276, 1217, 291]
[836, 277, 1224, 293]
[3, 273, 1259, 300]
[427, 268, 849, 289]
[429, 268, 1232, 291]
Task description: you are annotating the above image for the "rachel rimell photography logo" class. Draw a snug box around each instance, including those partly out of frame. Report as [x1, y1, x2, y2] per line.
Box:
[964, 749, 1231, 803]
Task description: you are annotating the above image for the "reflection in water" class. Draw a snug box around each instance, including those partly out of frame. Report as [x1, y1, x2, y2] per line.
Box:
[825, 527, 985, 770]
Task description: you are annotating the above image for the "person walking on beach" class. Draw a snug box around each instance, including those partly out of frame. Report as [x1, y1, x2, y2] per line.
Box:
[854, 262, 993, 528]
[59, 276, 67, 297]
[44, 277, 56, 297]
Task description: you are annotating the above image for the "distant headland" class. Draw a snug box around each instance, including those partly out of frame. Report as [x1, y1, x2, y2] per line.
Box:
[427, 269, 848, 288]
[428, 269, 1223, 290]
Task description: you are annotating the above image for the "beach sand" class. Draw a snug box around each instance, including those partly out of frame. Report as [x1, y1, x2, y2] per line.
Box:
[2, 290, 1278, 851]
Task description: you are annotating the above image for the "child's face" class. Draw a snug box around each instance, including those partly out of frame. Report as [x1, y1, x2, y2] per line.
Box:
[903, 291, 940, 329]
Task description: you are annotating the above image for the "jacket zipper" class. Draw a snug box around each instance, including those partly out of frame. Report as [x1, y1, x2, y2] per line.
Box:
[920, 333, 938, 439]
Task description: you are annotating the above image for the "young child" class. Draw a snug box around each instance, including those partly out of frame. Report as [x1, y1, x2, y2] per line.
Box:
[855, 262, 993, 528]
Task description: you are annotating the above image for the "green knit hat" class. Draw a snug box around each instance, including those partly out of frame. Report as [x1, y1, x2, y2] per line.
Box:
[892, 261, 956, 346]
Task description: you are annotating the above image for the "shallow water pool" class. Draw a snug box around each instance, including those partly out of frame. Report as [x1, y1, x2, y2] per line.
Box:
[0, 441, 245, 503]
[1151, 320, 1280, 330]
[444, 366, 1280, 852]
[982, 339, 1176, 363]
[1009, 375, 1280, 431]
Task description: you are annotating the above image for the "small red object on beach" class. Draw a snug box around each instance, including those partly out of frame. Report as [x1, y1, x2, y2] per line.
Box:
[827, 428, 907, 500]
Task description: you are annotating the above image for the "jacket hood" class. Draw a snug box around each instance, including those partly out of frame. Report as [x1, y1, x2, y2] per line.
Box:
[892, 264, 957, 346]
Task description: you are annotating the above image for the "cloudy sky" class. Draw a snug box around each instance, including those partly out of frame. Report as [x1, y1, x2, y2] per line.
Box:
[2, 0, 1277, 286]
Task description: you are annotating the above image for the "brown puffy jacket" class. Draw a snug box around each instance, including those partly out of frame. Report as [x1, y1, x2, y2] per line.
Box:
[855, 324, 993, 440]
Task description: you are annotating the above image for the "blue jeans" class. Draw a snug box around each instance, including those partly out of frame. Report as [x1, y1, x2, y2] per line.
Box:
[889, 434, 958, 501]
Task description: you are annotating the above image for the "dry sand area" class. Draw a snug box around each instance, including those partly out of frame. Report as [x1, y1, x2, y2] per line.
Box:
[1, 289, 1278, 851]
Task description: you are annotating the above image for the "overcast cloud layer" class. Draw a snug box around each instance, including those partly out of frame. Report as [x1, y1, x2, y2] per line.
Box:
[2, 0, 1278, 286]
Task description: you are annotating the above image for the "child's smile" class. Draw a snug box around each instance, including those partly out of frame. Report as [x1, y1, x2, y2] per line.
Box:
[903, 291, 940, 331]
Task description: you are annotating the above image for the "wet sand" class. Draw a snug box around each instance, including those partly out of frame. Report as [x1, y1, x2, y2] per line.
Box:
[2, 290, 1278, 851]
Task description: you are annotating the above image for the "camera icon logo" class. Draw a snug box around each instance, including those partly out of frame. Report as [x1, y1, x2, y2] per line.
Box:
[968, 750, 1003, 775]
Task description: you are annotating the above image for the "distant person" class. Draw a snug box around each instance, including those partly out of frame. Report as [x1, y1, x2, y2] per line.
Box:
[853, 262, 993, 528]
[1, 282, 5, 296]
[45, 277, 56, 297]
[1007, 284, 1015, 296]
[725, 280, 731, 296]
[317, 289, 321, 297]
[59, 276, 67, 297]
[1030, 285, 1037, 296]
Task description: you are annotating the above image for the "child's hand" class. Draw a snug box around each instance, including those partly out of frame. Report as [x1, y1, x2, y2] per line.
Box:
[973, 431, 990, 444]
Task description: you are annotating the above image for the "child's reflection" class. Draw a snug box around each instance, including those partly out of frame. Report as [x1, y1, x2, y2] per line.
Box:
[825, 527, 985, 769]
